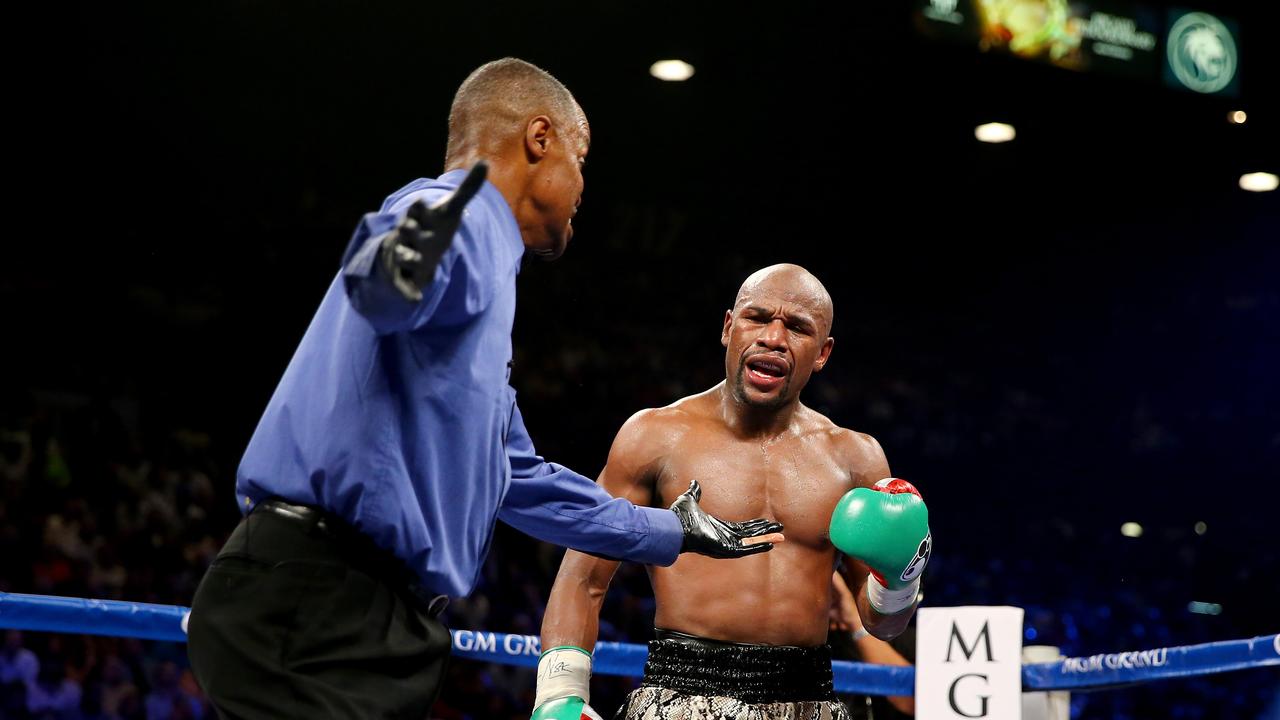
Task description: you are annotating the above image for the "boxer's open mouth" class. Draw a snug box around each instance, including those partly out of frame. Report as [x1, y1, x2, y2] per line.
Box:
[744, 355, 788, 391]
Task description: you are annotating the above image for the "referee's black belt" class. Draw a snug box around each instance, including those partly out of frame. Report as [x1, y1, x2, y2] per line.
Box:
[253, 498, 450, 618]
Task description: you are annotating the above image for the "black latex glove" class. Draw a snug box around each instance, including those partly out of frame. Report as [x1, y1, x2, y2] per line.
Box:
[669, 479, 784, 558]
[380, 162, 488, 302]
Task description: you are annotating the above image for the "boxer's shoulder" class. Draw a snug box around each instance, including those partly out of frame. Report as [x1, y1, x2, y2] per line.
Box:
[609, 400, 704, 469]
[844, 432, 890, 488]
[830, 426, 883, 455]
[788, 406, 869, 448]
[621, 401, 700, 436]
[805, 417, 887, 487]
[633, 389, 723, 432]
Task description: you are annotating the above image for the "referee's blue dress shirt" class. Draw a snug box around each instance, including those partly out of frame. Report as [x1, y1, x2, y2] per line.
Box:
[235, 169, 683, 597]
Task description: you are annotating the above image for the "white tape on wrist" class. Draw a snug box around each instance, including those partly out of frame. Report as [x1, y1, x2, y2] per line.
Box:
[534, 646, 593, 707]
[867, 574, 919, 615]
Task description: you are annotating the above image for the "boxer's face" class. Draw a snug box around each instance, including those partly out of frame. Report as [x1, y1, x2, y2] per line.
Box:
[721, 279, 834, 409]
[525, 111, 588, 260]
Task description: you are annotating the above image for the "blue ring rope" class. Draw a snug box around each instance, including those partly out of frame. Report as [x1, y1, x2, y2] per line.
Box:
[1, 592, 1275, 696]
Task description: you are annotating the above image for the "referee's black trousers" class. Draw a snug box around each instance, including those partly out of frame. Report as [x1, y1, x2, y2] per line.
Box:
[187, 504, 451, 719]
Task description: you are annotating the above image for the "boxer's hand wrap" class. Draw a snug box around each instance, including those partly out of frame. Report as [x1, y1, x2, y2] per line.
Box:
[670, 480, 784, 559]
[533, 646, 592, 708]
[830, 478, 931, 615]
[379, 161, 488, 302]
[866, 573, 921, 616]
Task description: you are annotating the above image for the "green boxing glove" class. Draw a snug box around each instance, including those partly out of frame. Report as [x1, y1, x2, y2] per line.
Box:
[530, 697, 602, 720]
[531, 646, 603, 720]
[830, 477, 932, 615]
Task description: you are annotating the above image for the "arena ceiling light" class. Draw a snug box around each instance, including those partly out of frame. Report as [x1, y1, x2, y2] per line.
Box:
[1120, 522, 1143, 538]
[1228, 110, 1247, 124]
[1238, 172, 1278, 192]
[1194, 521, 1208, 536]
[650, 60, 695, 82]
[975, 122, 1016, 143]
[1187, 601, 1222, 616]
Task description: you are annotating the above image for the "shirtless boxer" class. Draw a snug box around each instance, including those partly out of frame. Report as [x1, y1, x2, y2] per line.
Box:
[532, 264, 932, 719]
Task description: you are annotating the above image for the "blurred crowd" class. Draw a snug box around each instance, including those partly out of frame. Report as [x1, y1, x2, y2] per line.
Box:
[1, 246, 1276, 718]
[2, 365, 1273, 719]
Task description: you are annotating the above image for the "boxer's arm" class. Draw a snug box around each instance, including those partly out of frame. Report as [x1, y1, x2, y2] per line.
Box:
[533, 412, 665, 715]
[837, 557, 916, 642]
[542, 549, 621, 657]
[542, 410, 663, 650]
[830, 571, 915, 715]
[532, 554, 615, 718]
[837, 433, 919, 641]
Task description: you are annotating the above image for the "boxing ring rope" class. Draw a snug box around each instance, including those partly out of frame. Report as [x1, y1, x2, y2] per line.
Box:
[1, 591, 1276, 697]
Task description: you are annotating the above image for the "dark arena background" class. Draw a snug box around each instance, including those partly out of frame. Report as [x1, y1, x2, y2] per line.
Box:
[2, 1, 1277, 718]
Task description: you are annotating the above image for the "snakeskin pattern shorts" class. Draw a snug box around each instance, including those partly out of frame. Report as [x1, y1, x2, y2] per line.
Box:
[616, 686, 851, 720]
[614, 631, 850, 720]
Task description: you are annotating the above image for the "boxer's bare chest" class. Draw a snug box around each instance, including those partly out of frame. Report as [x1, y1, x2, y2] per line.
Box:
[652, 420, 855, 550]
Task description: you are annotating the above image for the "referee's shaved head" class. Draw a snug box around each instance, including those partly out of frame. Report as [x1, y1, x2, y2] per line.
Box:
[444, 58, 587, 166]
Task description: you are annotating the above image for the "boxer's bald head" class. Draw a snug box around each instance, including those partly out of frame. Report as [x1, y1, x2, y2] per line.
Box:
[722, 264, 835, 411]
[733, 264, 834, 339]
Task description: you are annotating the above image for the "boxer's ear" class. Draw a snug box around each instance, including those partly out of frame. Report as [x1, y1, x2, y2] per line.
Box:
[813, 336, 834, 372]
